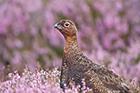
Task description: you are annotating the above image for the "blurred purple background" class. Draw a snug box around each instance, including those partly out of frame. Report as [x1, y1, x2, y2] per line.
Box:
[0, 0, 140, 85]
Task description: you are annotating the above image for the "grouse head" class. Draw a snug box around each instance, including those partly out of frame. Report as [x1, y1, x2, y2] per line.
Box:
[54, 19, 78, 39]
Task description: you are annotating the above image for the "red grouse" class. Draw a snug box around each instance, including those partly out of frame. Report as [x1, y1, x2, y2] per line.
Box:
[54, 19, 135, 93]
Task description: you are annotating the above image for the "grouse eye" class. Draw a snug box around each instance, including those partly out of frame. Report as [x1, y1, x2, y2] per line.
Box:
[64, 22, 70, 27]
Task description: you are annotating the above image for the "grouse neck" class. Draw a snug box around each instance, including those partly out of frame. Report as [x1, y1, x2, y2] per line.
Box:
[64, 36, 81, 55]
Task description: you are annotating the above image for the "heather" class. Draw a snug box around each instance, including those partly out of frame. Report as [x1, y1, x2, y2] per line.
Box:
[0, 0, 140, 92]
[0, 68, 80, 93]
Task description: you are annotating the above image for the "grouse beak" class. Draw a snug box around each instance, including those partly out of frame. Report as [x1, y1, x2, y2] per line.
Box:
[54, 23, 62, 30]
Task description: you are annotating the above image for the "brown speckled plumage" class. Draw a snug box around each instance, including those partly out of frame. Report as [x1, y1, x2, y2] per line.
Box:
[54, 19, 136, 93]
